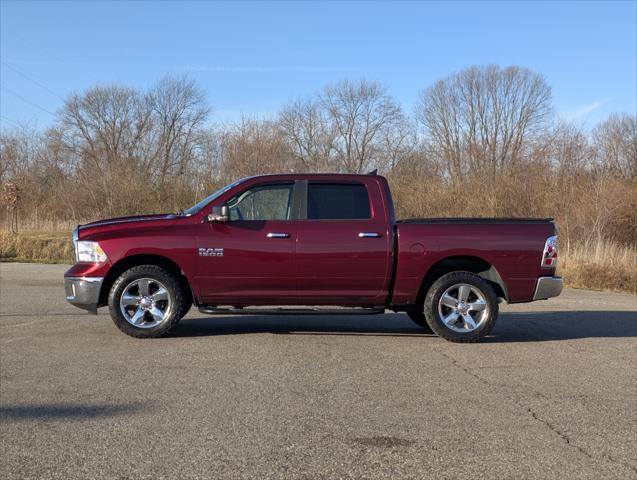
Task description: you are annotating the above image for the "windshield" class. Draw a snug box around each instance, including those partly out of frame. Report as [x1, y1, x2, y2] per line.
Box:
[182, 177, 249, 216]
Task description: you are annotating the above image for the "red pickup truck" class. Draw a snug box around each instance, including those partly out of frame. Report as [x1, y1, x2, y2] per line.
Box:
[64, 173, 562, 342]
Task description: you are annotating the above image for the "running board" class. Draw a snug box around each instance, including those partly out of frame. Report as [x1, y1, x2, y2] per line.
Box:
[198, 306, 385, 316]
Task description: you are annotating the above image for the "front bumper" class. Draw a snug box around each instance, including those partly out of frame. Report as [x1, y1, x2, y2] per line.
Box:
[64, 276, 103, 312]
[532, 276, 563, 300]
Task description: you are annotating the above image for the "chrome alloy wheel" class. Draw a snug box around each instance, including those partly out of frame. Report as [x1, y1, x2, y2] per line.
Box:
[437, 283, 489, 333]
[119, 278, 173, 329]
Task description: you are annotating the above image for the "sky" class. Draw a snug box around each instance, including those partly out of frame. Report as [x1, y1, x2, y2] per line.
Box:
[1, 0, 635, 130]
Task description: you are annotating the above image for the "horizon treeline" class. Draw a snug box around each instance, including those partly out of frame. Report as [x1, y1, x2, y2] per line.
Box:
[0, 64, 635, 248]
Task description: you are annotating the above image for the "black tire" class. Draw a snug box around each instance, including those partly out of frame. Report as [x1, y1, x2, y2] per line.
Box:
[174, 277, 193, 322]
[175, 301, 192, 323]
[406, 311, 433, 333]
[423, 271, 498, 343]
[108, 265, 187, 338]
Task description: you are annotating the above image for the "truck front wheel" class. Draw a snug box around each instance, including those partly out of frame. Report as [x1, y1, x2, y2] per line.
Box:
[423, 271, 499, 343]
[108, 265, 188, 338]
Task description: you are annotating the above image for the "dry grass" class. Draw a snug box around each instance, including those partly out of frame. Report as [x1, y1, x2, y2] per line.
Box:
[558, 240, 636, 294]
[1, 230, 635, 294]
[0, 230, 73, 264]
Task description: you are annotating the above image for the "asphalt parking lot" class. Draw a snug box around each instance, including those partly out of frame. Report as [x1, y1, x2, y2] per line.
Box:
[1, 263, 636, 479]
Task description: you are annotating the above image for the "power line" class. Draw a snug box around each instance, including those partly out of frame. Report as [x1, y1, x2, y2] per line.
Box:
[3, 28, 69, 66]
[0, 84, 56, 116]
[1, 61, 65, 101]
[0, 115, 21, 128]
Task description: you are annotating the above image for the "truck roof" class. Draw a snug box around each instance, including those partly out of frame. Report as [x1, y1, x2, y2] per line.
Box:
[241, 172, 381, 181]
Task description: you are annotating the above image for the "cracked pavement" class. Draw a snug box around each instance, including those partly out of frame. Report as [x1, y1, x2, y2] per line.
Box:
[1, 263, 636, 479]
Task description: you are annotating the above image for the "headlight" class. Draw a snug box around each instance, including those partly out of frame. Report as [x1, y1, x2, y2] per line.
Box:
[76, 241, 108, 263]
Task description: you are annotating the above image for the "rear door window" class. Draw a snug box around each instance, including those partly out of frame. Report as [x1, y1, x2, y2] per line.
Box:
[307, 183, 371, 220]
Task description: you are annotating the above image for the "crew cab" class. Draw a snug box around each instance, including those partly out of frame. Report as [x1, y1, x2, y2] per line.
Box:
[64, 173, 562, 342]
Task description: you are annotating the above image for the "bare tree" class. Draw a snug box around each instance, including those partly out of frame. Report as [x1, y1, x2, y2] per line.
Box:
[60, 85, 153, 215]
[377, 117, 419, 172]
[220, 117, 292, 179]
[278, 98, 336, 171]
[148, 75, 212, 193]
[543, 122, 593, 250]
[0, 130, 23, 184]
[550, 121, 594, 173]
[592, 113, 637, 179]
[57, 78, 212, 215]
[416, 65, 552, 181]
[0, 125, 40, 184]
[319, 80, 404, 173]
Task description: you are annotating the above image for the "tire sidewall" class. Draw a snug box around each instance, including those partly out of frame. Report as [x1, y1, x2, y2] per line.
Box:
[424, 272, 499, 342]
[108, 265, 184, 338]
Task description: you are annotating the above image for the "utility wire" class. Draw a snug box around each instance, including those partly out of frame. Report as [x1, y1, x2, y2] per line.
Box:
[0, 84, 56, 116]
[1, 61, 65, 101]
[0, 115, 21, 128]
[2, 28, 70, 66]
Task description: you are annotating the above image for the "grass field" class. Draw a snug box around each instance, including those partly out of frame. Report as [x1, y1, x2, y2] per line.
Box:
[0, 230, 74, 264]
[1, 230, 635, 294]
[559, 240, 636, 293]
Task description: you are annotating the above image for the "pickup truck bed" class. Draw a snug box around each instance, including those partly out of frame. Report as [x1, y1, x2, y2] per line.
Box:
[392, 220, 557, 306]
[398, 218, 553, 223]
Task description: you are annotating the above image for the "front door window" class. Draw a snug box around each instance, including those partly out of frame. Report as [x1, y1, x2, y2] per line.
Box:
[227, 184, 293, 221]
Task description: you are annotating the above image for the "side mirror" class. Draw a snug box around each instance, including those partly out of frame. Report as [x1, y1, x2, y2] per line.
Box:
[207, 204, 229, 223]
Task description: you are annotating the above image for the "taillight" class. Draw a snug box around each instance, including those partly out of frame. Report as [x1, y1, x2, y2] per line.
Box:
[541, 235, 558, 268]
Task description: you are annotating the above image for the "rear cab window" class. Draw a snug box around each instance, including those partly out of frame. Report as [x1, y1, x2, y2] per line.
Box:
[307, 182, 371, 220]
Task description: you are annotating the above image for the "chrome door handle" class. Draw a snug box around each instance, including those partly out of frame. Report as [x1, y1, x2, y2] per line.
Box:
[267, 232, 290, 238]
[358, 232, 381, 238]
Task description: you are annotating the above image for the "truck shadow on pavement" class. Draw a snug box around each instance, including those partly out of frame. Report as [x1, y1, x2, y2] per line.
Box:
[486, 311, 637, 342]
[172, 311, 637, 342]
[0, 402, 142, 422]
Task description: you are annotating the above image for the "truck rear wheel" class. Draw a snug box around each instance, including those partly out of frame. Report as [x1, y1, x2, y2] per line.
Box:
[423, 271, 498, 343]
[108, 265, 187, 338]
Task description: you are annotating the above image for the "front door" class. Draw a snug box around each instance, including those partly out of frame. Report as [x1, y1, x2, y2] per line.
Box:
[295, 181, 392, 305]
[196, 181, 297, 304]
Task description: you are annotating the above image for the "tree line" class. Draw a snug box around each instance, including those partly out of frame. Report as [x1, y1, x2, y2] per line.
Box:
[0, 64, 635, 248]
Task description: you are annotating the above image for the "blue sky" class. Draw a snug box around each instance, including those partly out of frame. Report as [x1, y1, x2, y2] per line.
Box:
[1, 0, 635, 129]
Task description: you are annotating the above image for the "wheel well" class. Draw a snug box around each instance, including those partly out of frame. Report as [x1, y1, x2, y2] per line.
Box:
[416, 256, 508, 305]
[98, 254, 194, 307]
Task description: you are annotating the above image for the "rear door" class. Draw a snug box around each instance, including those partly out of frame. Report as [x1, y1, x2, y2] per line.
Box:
[295, 180, 392, 304]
